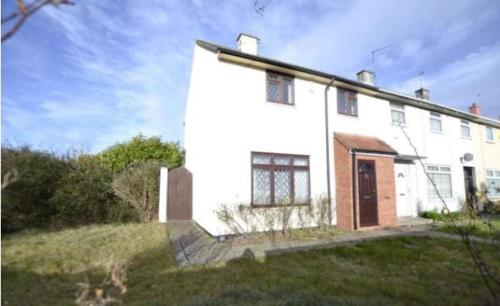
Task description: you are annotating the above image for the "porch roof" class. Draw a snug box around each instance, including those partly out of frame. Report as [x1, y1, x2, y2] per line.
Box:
[334, 133, 398, 155]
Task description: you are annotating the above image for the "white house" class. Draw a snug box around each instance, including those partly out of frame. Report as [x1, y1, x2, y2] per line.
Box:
[181, 34, 500, 236]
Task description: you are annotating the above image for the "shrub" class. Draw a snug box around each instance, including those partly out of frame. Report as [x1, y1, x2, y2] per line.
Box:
[98, 134, 184, 172]
[419, 210, 463, 222]
[215, 195, 332, 238]
[50, 155, 135, 225]
[1, 146, 70, 233]
[112, 160, 161, 222]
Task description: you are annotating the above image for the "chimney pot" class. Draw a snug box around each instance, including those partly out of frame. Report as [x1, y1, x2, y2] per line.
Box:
[357, 70, 375, 86]
[468, 103, 481, 116]
[415, 87, 430, 100]
[236, 33, 259, 55]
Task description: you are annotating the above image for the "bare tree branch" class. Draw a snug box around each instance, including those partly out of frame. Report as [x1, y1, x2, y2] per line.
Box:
[2, 0, 75, 43]
[397, 123, 499, 302]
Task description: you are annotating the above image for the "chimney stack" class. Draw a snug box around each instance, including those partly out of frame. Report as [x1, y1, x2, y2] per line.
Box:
[357, 70, 375, 86]
[236, 33, 259, 55]
[468, 103, 481, 116]
[415, 87, 430, 100]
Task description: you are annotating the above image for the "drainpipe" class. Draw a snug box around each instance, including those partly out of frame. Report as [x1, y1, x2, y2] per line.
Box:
[352, 151, 358, 230]
[324, 79, 334, 227]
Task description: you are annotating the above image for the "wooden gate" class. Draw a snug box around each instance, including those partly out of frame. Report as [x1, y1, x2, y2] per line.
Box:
[167, 167, 192, 220]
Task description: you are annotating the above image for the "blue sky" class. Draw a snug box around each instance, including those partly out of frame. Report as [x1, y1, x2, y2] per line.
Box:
[2, 0, 500, 152]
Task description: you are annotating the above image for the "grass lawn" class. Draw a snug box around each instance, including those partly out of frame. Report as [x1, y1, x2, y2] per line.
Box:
[2, 223, 500, 305]
[435, 215, 500, 240]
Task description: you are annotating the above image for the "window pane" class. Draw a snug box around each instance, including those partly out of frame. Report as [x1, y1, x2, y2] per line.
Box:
[428, 173, 452, 199]
[294, 170, 309, 203]
[486, 179, 500, 197]
[274, 157, 291, 165]
[495, 171, 500, 177]
[427, 166, 439, 171]
[391, 110, 405, 124]
[283, 78, 293, 104]
[439, 166, 451, 172]
[486, 170, 494, 177]
[253, 155, 271, 164]
[293, 158, 308, 166]
[267, 81, 280, 102]
[253, 168, 271, 204]
[461, 125, 470, 138]
[390, 103, 404, 110]
[486, 127, 494, 141]
[337, 89, 358, 116]
[430, 118, 442, 132]
[274, 169, 291, 204]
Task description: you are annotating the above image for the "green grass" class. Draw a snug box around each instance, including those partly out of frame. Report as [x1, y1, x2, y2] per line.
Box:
[435, 215, 500, 240]
[2, 223, 500, 305]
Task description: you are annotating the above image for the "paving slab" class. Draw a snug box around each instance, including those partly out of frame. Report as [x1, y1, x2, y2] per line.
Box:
[166, 219, 498, 266]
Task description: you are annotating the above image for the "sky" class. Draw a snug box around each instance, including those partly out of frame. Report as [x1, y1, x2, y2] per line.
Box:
[2, 0, 500, 152]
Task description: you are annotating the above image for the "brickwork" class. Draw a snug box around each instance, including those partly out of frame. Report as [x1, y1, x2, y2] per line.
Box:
[334, 139, 397, 230]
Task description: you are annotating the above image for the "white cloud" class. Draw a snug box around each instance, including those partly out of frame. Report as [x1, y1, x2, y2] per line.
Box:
[392, 42, 500, 116]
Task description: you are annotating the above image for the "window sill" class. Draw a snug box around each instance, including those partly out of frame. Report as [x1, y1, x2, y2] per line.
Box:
[428, 197, 454, 201]
[430, 130, 444, 135]
[391, 123, 407, 128]
[266, 100, 295, 107]
[461, 136, 472, 141]
[337, 112, 359, 118]
[485, 140, 496, 144]
[251, 203, 311, 208]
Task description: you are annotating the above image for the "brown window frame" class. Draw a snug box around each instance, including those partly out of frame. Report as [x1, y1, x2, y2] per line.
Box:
[337, 88, 358, 116]
[266, 71, 295, 105]
[251, 152, 310, 207]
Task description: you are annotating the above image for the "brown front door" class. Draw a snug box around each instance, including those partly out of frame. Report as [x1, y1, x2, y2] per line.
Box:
[358, 160, 378, 227]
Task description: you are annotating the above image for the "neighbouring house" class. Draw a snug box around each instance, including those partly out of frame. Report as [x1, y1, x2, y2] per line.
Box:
[175, 33, 500, 236]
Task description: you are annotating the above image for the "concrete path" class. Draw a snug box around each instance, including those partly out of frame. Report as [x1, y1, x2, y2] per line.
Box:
[167, 220, 498, 267]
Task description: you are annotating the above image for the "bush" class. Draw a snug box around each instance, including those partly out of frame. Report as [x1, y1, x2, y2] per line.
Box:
[1, 146, 70, 233]
[50, 155, 135, 225]
[112, 160, 161, 222]
[419, 210, 463, 222]
[98, 134, 184, 172]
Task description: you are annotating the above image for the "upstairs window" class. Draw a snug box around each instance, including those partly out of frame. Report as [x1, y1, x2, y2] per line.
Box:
[430, 112, 442, 133]
[460, 120, 471, 138]
[390, 102, 406, 125]
[486, 126, 495, 142]
[427, 165, 452, 199]
[266, 71, 294, 105]
[252, 152, 310, 206]
[337, 88, 358, 116]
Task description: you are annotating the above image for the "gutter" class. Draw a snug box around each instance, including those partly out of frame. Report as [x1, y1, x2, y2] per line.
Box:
[325, 79, 334, 227]
[203, 40, 500, 128]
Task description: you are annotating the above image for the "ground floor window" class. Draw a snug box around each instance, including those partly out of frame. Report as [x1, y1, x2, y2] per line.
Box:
[252, 152, 310, 206]
[426, 165, 452, 199]
[486, 169, 500, 198]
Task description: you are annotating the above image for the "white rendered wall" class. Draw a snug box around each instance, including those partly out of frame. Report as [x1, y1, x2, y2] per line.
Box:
[185, 45, 334, 236]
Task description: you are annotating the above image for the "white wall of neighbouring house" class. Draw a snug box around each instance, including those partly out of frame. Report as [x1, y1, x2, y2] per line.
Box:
[184, 44, 334, 236]
[328, 89, 499, 215]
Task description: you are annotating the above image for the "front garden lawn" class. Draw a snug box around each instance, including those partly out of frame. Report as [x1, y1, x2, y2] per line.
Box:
[435, 215, 500, 241]
[2, 223, 499, 305]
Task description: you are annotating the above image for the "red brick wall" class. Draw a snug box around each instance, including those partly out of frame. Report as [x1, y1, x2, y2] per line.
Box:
[334, 139, 354, 230]
[334, 141, 397, 230]
[356, 153, 397, 228]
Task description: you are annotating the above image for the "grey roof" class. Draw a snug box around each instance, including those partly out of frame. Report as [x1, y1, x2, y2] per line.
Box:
[196, 39, 500, 128]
